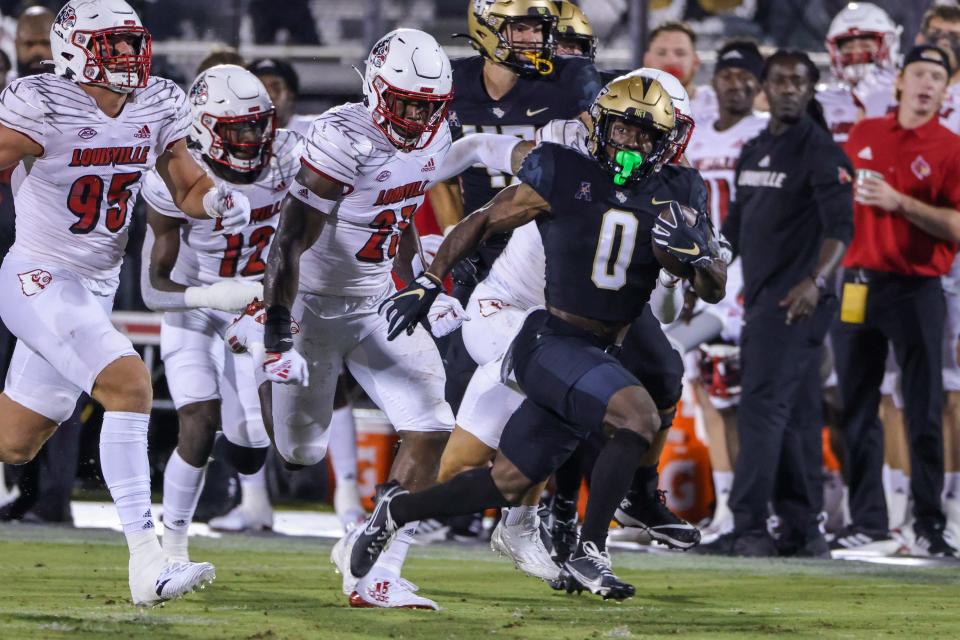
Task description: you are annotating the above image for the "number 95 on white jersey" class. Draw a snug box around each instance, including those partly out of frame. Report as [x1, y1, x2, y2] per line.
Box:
[0, 74, 192, 284]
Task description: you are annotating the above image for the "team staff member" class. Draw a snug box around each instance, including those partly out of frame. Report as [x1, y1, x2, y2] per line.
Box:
[707, 51, 854, 557]
[833, 45, 960, 558]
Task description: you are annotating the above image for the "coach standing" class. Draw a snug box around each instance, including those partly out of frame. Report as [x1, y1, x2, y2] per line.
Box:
[706, 51, 854, 557]
[833, 45, 960, 558]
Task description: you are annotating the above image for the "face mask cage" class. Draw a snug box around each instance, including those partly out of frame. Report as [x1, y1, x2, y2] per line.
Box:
[72, 26, 152, 90]
[555, 32, 597, 60]
[371, 75, 452, 151]
[594, 113, 672, 186]
[828, 32, 889, 83]
[202, 109, 277, 174]
[496, 16, 558, 77]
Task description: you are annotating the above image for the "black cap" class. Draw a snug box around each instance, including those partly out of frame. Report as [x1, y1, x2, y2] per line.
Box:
[714, 43, 764, 81]
[902, 44, 953, 77]
[247, 58, 300, 96]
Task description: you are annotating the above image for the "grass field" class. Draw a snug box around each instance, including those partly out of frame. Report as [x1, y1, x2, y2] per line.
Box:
[1, 525, 959, 639]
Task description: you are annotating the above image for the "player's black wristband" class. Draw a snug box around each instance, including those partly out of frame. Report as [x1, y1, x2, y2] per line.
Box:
[264, 304, 293, 353]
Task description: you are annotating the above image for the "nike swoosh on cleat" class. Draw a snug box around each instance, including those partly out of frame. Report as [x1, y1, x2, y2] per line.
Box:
[392, 290, 425, 301]
[156, 578, 172, 597]
[668, 244, 701, 256]
[651, 197, 674, 205]
[526, 107, 549, 117]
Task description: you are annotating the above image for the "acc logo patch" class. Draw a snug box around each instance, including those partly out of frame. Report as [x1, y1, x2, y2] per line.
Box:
[77, 127, 98, 139]
[376, 170, 392, 182]
[18, 269, 53, 296]
[189, 78, 209, 106]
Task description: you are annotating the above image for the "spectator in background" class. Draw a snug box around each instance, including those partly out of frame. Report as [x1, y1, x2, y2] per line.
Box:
[642, 22, 718, 123]
[705, 50, 853, 557]
[248, 0, 319, 45]
[13, 4, 51, 78]
[832, 45, 960, 558]
[247, 58, 315, 137]
[196, 46, 244, 74]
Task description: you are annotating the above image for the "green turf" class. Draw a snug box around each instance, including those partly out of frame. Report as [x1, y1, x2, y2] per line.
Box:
[0, 525, 958, 639]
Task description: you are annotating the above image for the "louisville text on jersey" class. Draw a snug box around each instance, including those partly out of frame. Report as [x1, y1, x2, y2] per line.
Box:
[69, 145, 150, 168]
[373, 179, 429, 207]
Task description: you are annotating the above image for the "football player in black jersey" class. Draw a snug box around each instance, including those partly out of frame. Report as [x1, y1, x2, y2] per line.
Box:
[345, 76, 726, 601]
[434, 0, 602, 423]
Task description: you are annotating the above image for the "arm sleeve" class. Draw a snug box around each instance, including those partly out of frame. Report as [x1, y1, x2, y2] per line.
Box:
[139, 227, 189, 311]
[0, 78, 46, 151]
[811, 142, 855, 244]
[516, 144, 557, 202]
[433, 133, 520, 182]
[156, 81, 192, 154]
[140, 168, 187, 219]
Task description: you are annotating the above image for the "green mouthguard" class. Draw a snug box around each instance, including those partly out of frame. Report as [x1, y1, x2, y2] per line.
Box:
[613, 149, 644, 185]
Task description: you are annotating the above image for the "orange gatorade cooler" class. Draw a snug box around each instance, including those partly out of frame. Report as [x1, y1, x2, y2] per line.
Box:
[657, 401, 714, 523]
[352, 408, 399, 510]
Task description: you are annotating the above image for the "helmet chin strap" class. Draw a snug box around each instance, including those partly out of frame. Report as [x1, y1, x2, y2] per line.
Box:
[612, 149, 644, 185]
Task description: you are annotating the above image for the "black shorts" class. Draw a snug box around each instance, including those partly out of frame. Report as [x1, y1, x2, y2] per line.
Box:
[618, 305, 684, 411]
[501, 310, 642, 481]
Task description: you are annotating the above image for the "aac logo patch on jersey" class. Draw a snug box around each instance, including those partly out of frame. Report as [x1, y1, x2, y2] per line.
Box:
[574, 181, 592, 201]
[18, 269, 53, 297]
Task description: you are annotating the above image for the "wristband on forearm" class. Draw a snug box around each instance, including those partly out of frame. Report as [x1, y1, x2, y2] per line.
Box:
[264, 305, 293, 352]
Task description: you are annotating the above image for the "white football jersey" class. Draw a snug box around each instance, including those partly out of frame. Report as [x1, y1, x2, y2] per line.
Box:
[685, 113, 767, 229]
[141, 129, 301, 287]
[819, 69, 894, 143]
[690, 84, 716, 123]
[484, 220, 545, 310]
[298, 102, 451, 296]
[0, 74, 191, 283]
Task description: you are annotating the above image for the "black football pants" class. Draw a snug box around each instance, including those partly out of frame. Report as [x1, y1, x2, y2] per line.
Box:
[730, 296, 836, 536]
[832, 271, 946, 534]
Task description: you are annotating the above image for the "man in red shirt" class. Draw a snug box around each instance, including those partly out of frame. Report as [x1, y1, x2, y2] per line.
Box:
[834, 45, 960, 557]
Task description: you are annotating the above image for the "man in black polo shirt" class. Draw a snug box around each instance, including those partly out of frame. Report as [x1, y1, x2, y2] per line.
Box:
[704, 51, 854, 556]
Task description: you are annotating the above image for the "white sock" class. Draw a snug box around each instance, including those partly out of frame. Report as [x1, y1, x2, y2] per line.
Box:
[944, 472, 960, 500]
[329, 405, 358, 484]
[504, 505, 537, 527]
[375, 521, 418, 577]
[99, 411, 162, 560]
[162, 450, 206, 557]
[239, 467, 271, 514]
[712, 470, 733, 497]
[890, 468, 910, 495]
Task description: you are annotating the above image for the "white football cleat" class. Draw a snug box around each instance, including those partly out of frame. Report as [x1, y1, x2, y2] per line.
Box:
[330, 528, 360, 595]
[208, 505, 273, 533]
[130, 558, 216, 607]
[334, 479, 366, 532]
[699, 498, 735, 545]
[349, 573, 439, 610]
[490, 508, 560, 581]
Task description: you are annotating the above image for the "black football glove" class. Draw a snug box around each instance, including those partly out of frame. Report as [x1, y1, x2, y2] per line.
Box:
[653, 202, 715, 268]
[451, 254, 482, 288]
[379, 274, 443, 341]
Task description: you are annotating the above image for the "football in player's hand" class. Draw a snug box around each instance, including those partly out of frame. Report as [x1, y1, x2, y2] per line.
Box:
[651, 202, 702, 279]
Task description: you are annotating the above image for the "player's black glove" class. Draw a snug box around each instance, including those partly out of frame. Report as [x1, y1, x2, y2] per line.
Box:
[653, 202, 716, 268]
[451, 254, 481, 288]
[379, 274, 443, 341]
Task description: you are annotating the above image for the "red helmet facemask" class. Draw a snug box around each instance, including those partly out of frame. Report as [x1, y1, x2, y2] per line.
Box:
[204, 109, 277, 174]
[77, 26, 152, 90]
[370, 75, 452, 151]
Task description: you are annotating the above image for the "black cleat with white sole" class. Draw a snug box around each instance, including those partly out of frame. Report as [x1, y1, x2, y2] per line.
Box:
[559, 541, 635, 600]
[349, 481, 408, 578]
[614, 489, 701, 550]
